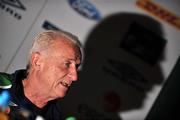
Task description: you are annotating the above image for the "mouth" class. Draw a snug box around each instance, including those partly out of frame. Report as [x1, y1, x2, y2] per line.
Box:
[59, 81, 71, 88]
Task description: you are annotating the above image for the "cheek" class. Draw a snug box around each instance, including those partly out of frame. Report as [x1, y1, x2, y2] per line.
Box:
[42, 61, 68, 81]
[56, 65, 69, 76]
[40, 65, 57, 84]
[47, 66, 67, 82]
[55, 68, 68, 79]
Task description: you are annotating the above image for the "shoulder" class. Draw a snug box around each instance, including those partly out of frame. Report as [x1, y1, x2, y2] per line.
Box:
[47, 100, 61, 111]
[42, 100, 62, 120]
[0, 72, 12, 89]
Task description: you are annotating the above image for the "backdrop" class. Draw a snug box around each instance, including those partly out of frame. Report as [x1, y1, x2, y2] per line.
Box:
[0, 0, 180, 119]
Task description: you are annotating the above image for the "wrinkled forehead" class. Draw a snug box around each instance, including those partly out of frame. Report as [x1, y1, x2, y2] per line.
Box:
[49, 37, 82, 62]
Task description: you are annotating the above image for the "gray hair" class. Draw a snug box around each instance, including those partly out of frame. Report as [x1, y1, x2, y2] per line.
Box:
[27, 30, 82, 71]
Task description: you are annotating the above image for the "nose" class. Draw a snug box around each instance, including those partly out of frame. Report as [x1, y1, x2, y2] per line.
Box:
[68, 65, 78, 81]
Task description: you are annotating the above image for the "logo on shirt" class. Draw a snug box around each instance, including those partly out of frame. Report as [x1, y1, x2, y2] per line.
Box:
[68, 0, 102, 21]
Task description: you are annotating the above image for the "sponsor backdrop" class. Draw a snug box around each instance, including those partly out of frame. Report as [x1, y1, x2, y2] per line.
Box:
[0, 0, 180, 119]
[0, 0, 47, 72]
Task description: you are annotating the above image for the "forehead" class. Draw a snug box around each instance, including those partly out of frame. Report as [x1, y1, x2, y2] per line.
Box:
[50, 37, 81, 62]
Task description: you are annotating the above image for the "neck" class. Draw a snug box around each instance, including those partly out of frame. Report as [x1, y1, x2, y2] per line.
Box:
[22, 78, 49, 108]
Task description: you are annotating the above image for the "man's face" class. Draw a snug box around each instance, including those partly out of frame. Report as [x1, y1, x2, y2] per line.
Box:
[36, 38, 81, 99]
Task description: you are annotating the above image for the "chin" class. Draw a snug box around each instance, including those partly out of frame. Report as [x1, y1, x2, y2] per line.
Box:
[54, 87, 68, 98]
[56, 92, 67, 98]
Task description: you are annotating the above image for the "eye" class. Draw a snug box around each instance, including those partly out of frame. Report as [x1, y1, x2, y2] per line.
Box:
[65, 62, 71, 68]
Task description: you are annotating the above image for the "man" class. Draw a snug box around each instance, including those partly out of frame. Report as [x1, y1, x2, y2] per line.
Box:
[0, 30, 82, 120]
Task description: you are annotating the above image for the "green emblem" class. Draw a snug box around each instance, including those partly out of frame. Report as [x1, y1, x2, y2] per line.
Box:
[0, 73, 12, 89]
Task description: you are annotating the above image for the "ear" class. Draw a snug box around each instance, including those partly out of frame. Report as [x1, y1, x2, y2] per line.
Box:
[31, 52, 42, 70]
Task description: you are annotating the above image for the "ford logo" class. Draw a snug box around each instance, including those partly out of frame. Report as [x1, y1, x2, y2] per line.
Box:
[68, 0, 102, 21]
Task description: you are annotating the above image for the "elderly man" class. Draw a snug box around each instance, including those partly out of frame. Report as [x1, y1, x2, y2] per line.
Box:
[0, 30, 82, 120]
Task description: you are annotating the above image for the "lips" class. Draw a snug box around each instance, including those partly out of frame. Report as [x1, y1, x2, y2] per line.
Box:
[60, 81, 70, 88]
